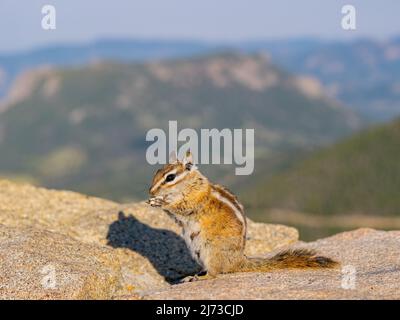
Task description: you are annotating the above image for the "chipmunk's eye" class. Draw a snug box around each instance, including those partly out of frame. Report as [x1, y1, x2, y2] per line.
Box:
[165, 174, 176, 182]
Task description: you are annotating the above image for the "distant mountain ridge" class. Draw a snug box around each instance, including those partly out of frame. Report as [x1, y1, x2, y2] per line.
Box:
[0, 39, 217, 97]
[1, 37, 400, 120]
[244, 117, 400, 218]
[0, 52, 362, 200]
[245, 38, 400, 120]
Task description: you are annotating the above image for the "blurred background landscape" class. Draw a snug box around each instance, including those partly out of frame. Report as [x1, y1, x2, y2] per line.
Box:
[1, 0, 400, 240]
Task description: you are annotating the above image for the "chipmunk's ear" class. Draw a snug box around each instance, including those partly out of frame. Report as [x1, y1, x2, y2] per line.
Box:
[182, 150, 196, 170]
[182, 150, 193, 164]
[169, 150, 178, 164]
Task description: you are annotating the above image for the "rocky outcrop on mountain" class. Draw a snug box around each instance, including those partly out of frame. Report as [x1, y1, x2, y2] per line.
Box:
[143, 228, 400, 299]
[0, 67, 55, 113]
[0, 180, 298, 298]
[0, 224, 121, 299]
[0, 180, 399, 299]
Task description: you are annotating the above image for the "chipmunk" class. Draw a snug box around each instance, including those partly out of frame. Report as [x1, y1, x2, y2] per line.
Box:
[148, 150, 338, 281]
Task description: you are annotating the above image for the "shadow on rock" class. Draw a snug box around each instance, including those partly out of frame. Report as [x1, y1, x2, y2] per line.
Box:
[107, 211, 201, 283]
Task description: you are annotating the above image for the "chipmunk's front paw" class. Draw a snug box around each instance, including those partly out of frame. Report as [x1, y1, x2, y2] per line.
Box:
[147, 196, 165, 207]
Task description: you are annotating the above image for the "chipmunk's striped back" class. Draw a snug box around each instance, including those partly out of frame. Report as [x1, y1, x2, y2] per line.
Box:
[210, 184, 247, 242]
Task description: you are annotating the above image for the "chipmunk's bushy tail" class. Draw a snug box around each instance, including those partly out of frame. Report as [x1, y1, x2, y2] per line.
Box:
[239, 249, 338, 272]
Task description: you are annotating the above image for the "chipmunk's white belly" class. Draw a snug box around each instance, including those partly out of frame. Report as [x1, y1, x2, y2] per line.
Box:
[184, 223, 203, 263]
[170, 214, 205, 268]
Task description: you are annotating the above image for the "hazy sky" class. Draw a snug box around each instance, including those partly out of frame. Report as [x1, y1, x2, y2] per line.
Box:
[1, 0, 399, 53]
